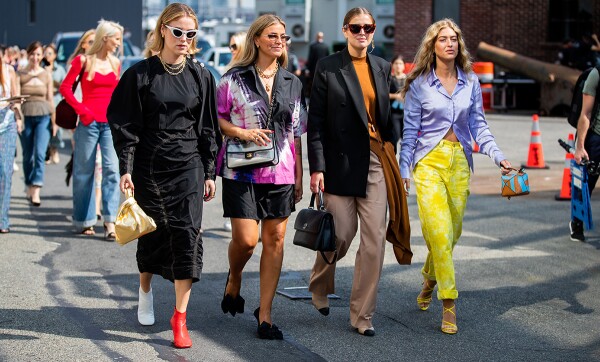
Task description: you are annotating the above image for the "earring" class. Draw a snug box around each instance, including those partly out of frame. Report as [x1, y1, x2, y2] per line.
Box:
[369, 40, 375, 54]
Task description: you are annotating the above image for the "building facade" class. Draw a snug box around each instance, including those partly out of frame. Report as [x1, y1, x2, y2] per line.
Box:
[1, 0, 143, 48]
[394, 0, 600, 64]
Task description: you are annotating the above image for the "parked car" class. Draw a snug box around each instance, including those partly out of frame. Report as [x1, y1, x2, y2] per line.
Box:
[52, 31, 138, 68]
[197, 47, 232, 75]
[120, 55, 221, 83]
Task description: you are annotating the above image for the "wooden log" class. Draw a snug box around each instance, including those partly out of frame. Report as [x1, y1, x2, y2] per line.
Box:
[476, 42, 581, 86]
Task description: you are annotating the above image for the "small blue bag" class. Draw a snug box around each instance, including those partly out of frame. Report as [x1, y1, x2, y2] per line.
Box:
[501, 168, 530, 199]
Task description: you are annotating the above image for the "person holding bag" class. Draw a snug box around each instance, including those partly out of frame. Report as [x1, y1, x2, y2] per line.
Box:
[60, 20, 122, 237]
[307, 7, 411, 337]
[400, 19, 512, 334]
[215, 14, 307, 340]
[107, 3, 220, 348]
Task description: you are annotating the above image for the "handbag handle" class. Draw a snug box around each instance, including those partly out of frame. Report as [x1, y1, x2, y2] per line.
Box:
[125, 188, 134, 199]
[504, 167, 525, 175]
[309, 191, 325, 211]
[71, 58, 86, 93]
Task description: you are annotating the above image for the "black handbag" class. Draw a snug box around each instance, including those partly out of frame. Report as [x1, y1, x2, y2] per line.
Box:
[293, 191, 337, 265]
[55, 61, 85, 130]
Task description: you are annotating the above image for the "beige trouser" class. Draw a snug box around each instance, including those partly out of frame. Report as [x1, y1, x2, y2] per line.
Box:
[308, 151, 387, 329]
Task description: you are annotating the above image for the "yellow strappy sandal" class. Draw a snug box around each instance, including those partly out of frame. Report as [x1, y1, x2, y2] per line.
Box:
[416, 280, 436, 311]
[441, 304, 458, 334]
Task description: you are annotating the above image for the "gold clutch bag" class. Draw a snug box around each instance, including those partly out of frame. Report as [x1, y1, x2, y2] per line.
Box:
[115, 189, 157, 245]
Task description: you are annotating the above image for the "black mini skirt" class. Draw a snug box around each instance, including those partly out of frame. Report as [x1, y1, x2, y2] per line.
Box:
[222, 178, 295, 220]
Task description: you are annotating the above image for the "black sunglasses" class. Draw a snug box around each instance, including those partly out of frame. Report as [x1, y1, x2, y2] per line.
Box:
[229, 44, 237, 51]
[344, 24, 376, 35]
[164, 24, 198, 39]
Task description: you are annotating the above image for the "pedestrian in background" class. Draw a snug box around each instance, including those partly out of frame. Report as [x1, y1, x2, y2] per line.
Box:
[285, 39, 301, 77]
[308, 7, 409, 337]
[216, 14, 307, 340]
[400, 18, 512, 334]
[60, 20, 122, 237]
[389, 54, 406, 146]
[43, 43, 66, 164]
[304, 31, 329, 97]
[17, 41, 55, 207]
[571, 65, 600, 242]
[0, 47, 23, 234]
[108, 3, 220, 349]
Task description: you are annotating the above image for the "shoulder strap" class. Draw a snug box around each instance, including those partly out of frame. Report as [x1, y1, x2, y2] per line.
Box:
[71, 58, 86, 93]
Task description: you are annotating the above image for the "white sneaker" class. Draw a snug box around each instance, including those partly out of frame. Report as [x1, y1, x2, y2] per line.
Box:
[223, 219, 232, 231]
[138, 287, 155, 326]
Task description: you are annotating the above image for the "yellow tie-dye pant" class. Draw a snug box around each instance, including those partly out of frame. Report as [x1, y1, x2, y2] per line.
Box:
[413, 139, 470, 300]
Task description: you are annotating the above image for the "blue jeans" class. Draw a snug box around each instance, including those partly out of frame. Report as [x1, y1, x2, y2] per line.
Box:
[72, 122, 120, 228]
[0, 113, 17, 229]
[20, 115, 51, 186]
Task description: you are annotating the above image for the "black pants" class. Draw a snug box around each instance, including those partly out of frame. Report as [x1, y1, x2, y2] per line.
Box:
[573, 132, 600, 223]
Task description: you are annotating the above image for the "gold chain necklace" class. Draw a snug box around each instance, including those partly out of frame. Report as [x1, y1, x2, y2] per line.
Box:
[255, 62, 279, 92]
[159, 55, 186, 76]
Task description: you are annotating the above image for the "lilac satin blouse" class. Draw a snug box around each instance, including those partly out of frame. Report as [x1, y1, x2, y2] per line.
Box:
[400, 67, 505, 178]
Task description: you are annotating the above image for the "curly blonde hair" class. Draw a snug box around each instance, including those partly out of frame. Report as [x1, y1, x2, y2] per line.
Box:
[401, 18, 472, 98]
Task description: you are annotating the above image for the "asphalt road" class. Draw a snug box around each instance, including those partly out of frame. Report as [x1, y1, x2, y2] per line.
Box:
[1, 114, 599, 361]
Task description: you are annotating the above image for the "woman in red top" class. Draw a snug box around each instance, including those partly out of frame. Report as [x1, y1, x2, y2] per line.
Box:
[60, 20, 122, 237]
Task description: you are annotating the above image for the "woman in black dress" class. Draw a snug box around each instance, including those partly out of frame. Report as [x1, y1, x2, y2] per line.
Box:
[107, 3, 220, 349]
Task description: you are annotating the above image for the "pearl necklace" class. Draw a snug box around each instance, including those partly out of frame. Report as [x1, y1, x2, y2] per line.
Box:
[159, 55, 186, 76]
[255, 62, 279, 92]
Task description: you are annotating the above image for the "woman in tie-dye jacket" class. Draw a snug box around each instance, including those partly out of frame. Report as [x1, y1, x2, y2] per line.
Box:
[215, 14, 307, 340]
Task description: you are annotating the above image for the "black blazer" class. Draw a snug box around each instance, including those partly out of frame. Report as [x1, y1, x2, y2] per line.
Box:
[307, 48, 393, 197]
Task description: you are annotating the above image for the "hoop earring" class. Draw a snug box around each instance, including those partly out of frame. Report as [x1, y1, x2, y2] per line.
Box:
[368, 40, 375, 54]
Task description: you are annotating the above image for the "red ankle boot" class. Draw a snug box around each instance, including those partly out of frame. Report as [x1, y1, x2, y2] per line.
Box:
[170, 308, 192, 348]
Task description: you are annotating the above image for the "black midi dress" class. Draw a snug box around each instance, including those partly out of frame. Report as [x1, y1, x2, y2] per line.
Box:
[107, 56, 220, 282]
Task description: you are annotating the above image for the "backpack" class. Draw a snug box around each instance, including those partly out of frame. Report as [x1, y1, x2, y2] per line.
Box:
[568, 65, 600, 128]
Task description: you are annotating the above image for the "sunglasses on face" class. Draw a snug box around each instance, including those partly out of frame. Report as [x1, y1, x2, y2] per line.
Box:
[264, 33, 291, 42]
[229, 44, 237, 51]
[164, 24, 198, 40]
[344, 24, 376, 35]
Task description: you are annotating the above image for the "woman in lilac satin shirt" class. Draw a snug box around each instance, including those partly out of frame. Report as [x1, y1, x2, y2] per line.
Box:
[399, 18, 512, 334]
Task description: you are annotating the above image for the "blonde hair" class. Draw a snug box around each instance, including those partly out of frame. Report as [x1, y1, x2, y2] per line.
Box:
[228, 15, 287, 70]
[226, 31, 247, 70]
[85, 20, 123, 80]
[143, 30, 156, 58]
[67, 29, 95, 66]
[402, 18, 472, 98]
[149, 3, 200, 56]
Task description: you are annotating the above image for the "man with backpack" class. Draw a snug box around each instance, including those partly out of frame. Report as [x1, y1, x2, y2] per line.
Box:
[572, 65, 600, 241]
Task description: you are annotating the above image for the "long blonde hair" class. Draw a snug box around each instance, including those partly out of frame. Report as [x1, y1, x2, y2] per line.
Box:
[85, 20, 123, 80]
[401, 18, 472, 98]
[149, 3, 200, 56]
[226, 31, 247, 70]
[228, 15, 287, 70]
[67, 29, 95, 67]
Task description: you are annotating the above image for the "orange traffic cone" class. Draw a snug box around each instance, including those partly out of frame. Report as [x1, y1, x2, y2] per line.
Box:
[556, 133, 575, 200]
[522, 114, 549, 169]
[473, 140, 480, 153]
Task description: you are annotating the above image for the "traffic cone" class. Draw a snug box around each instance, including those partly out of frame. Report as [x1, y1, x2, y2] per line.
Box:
[473, 140, 480, 153]
[521, 114, 549, 169]
[555, 133, 575, 201]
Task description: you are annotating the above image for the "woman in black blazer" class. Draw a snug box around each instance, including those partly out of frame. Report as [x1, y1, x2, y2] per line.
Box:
[307, 7, 410, 337]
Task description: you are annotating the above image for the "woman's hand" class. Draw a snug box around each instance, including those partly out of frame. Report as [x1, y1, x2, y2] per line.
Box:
[294, 177, 303, 203]
[402, 178, 411, 196]
[500, 160, 513, 175]
[243, 128, 273, 146]
[120, 174, 134, 193]
[310, 172, 324, 194]
[203, 179, 216, 202]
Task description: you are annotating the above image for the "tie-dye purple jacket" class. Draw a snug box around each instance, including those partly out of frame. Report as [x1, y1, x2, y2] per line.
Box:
[216, 65, 307, 184]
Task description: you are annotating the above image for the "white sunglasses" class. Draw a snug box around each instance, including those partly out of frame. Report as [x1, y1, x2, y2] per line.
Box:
[163, 24, 198, 40]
